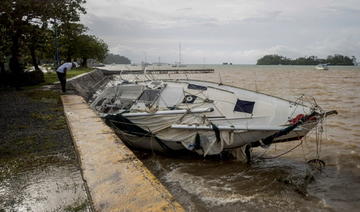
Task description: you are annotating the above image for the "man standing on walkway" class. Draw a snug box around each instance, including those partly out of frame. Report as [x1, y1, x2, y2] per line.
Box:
[56, 62, 79, 93]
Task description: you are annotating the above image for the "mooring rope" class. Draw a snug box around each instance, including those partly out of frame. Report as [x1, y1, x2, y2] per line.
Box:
[257, 140, 303, 160]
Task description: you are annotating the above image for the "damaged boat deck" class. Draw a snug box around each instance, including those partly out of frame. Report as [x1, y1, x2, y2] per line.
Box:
[62, 95, 184, 211]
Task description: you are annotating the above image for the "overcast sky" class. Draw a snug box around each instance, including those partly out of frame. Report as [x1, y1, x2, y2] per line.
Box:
[81, 0, 360, 64]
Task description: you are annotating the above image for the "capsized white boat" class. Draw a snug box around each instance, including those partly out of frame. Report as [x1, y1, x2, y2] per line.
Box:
[90, 78, 337, 160]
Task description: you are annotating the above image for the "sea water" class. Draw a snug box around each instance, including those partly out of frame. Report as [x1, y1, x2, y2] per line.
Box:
[132, 64, 360, 211]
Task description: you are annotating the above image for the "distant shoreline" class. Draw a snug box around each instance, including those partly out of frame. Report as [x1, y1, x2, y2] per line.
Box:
[256, 54, 357, 66]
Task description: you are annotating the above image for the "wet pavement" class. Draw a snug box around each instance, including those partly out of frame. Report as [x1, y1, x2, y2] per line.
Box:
[0, 90, 90, 211]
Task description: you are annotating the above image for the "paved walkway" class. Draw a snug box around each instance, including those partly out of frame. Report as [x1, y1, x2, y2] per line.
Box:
[62, 95, 184, 211]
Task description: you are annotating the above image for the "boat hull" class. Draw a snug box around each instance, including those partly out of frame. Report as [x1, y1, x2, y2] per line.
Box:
[106, 114, 317, 155]
[94, 79, 322, 156]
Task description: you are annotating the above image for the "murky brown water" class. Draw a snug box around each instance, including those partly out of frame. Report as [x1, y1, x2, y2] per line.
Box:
[133, 65, 360, 211]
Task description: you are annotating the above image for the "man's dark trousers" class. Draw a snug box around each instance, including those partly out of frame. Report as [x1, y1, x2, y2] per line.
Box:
[56, 72, 66, 92]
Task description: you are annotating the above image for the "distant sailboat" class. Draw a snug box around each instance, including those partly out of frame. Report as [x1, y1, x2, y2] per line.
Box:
[315, 64, 329, 70]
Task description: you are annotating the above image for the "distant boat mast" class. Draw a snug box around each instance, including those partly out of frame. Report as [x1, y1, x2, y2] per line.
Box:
[172, 42, 186, 67]
[179, 43, 182, 66]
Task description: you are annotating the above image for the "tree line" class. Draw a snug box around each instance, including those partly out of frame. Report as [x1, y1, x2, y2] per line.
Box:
[0, 0, 109, 87]
[257, 54, 357, 65]
[103, 53, 131, 64]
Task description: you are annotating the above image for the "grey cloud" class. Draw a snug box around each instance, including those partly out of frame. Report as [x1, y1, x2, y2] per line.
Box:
[84, 14, 151, 38]
[82, 0, 360, 64]
[242, 10, 283, 23]
[176, 7, 193, 11]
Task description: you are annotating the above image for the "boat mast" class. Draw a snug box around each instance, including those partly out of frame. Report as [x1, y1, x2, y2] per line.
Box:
[179, 43, 182, 66]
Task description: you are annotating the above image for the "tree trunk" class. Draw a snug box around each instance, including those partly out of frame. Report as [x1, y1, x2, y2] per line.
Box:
[82, 58, 88, 67]
[10, 31, 24, 88]
[0, 60, 5, 74]
[66, 48, 72, 62]
[0, 60, 6, 87]
[30, 46, 41, 71]
[10, 32, 22, 74]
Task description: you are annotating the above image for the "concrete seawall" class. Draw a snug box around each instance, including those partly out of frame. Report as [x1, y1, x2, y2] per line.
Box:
[62, 95, 184, 211]
[62, 70, 185, 211]
[67, 69, 109, 100]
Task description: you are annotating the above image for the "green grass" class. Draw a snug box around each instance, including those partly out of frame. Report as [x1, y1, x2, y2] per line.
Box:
[25, 89, 61, 100]
[25, 67, 92, 89]
[0, 90, 67, 159]
[45, 67, 93, 84]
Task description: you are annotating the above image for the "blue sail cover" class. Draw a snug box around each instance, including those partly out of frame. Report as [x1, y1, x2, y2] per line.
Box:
[188, 84, 207, 90]
[234, 99, 255, 114]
